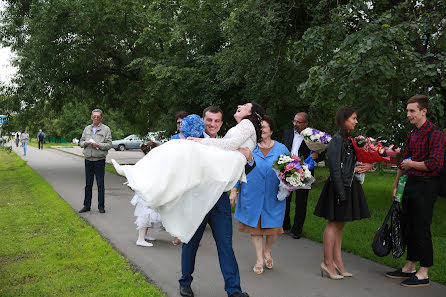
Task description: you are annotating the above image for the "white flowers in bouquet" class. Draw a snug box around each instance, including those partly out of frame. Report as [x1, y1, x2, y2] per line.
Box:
[273, 154, 315, 192]
[301, 128, 332, 154]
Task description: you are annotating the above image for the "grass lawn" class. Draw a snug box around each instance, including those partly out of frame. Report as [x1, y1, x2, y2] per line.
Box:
[293, 166, 446, 285]
[27, 140, 76, 148]
[105, 164, 117, 175]
[0, 151, 165, 297]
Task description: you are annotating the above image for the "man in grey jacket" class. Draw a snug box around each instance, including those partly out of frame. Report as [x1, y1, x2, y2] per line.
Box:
[79, 109, 112, 213]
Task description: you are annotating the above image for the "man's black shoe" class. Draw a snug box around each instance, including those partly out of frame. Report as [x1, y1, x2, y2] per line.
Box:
[78, 207, 91, 213]
[229, 292, 249, 297]
[179, 285, 194, 297]
[401, 275, 429, 287]
[99, 209, 106, 213]
[292, 233, 301, 239]
[386, 268, 416, 279]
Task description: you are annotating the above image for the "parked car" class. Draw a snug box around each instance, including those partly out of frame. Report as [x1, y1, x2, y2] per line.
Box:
[112, 135, 143, 151]
[146, 131, 168, 144]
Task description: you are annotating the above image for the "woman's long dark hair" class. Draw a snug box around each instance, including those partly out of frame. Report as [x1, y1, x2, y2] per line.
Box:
[335, 106, 356, 138]
[242, 102, 265, 143]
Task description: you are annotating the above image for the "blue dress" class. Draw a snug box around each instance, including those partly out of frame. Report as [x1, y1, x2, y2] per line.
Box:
[234, 142, 290, 228]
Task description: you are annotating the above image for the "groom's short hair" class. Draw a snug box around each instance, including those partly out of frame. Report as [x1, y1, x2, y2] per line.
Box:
[202, 106, 223, 118]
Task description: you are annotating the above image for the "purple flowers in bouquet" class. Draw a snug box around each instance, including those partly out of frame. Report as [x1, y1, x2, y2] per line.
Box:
[301, 128, 332, 154]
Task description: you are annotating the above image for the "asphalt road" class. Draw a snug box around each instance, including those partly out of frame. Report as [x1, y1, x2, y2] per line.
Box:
[10, 144, 446, 297]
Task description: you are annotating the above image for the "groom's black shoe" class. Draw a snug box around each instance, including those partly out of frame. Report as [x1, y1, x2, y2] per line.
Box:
[229, 292, 249, 297]
[78, 206, 90, 213]
[179, 285, 194, 297]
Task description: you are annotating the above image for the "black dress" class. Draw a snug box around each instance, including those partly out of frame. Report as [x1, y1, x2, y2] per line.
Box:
[314, 139, 370, 222]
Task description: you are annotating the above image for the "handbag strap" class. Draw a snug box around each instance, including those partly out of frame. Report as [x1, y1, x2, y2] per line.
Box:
[381, 200, 397, 228]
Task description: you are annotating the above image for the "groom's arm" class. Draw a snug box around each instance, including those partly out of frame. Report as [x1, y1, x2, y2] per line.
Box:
[245, 160, 256, 175]
[237, 147, 256, 175]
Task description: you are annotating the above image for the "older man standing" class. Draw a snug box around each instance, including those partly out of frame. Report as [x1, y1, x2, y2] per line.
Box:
[282, 112, 325, 239]
[179, 106, 251, 297]
[78, 109, 112, 214]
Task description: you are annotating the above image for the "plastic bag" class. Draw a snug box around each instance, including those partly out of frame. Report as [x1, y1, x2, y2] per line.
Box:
[391, 203, 406, 258]
[372, 201, 395, 257]
[304, 150, 315, 170]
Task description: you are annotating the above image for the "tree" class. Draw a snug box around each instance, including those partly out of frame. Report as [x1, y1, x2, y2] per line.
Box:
[1, 0, 445, 146]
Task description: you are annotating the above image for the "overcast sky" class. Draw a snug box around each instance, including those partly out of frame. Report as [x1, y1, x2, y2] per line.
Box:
[0, 1, 17, 84]
[0, 46, 17, 84]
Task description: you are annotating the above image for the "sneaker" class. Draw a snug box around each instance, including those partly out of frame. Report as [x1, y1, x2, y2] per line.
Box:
[136, 240, 153, 247]
[401, 275, 429, 287]
[386, 268, 416, 279]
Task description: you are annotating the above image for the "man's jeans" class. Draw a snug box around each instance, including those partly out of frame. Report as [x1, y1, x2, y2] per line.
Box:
[83, 159, 105, 210]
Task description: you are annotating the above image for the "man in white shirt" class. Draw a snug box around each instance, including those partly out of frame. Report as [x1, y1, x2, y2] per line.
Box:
[282, 112, 324, 239]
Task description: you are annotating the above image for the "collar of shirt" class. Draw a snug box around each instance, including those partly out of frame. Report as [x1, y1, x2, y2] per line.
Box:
[203, 132, 219, 138]
[291, 130, 304, 156]
[92, 123, 101, 135]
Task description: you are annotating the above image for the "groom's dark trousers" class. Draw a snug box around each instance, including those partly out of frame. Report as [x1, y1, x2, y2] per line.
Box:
[179, 193, 240, 296]
[179, 162, 255, 297]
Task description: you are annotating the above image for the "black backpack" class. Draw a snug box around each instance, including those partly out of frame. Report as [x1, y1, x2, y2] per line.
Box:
[39, 133, 45, 141]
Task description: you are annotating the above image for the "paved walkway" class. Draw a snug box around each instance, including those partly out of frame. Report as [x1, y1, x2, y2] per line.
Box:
[11, 144, 446, 297]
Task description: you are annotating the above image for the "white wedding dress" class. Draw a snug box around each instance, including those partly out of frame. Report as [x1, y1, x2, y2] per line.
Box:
[113, 119, 256, 243]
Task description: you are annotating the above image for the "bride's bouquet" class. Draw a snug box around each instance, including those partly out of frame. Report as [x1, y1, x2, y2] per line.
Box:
[301, 128, 332, 154]
[350, 136, 390, 163]
[272, 154, 315, 194]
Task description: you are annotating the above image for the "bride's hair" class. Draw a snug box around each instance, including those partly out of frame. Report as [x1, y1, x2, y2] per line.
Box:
[140, 141, 159, 155]
[242, 102, 265, 143]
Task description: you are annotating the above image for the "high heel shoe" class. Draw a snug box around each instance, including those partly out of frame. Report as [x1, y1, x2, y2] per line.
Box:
[320, 263, 344, 280]
[333, 263, 353, 277]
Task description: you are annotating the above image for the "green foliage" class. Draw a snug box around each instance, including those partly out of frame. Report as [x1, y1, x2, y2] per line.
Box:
[1, 0, 445, 144]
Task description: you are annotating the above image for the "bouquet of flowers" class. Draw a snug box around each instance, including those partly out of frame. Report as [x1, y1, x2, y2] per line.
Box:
[272, 154, 315, 192]
[180, 114, 205, 138]
[350, 136, 390, 163]
[301, 128, 332, 154]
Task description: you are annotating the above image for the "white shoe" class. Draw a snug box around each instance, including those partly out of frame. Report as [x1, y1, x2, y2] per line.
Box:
[145, 236, 156, 241]
[136, 240, 153, 247]
[111, 159, 125, 176]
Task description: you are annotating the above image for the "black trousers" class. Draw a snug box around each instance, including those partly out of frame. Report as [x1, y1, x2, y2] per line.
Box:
[38, 139, 44, 149]
[83, 159, 105, 210]
[402, 176, 439, 267]
[283, 189, 310, 235]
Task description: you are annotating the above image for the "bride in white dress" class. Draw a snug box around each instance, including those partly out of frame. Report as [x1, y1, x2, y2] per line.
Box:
[112, 102, 264, 243]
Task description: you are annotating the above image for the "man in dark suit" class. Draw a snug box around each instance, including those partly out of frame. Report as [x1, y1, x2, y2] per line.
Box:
[179, 106, 250, 297]
[282, 112, 325, 239]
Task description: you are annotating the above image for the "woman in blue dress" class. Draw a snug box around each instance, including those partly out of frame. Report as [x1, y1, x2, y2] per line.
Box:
[230, 115, 290, 275]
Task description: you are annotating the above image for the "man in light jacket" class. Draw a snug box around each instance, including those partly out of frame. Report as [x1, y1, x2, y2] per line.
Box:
[79, 109, 112, 214]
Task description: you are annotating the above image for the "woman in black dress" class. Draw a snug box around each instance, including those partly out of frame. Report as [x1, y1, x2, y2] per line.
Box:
[314, 106, 373, 279]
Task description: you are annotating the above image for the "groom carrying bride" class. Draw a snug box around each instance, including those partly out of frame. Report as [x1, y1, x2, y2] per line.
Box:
[179, 105, 255, 297]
